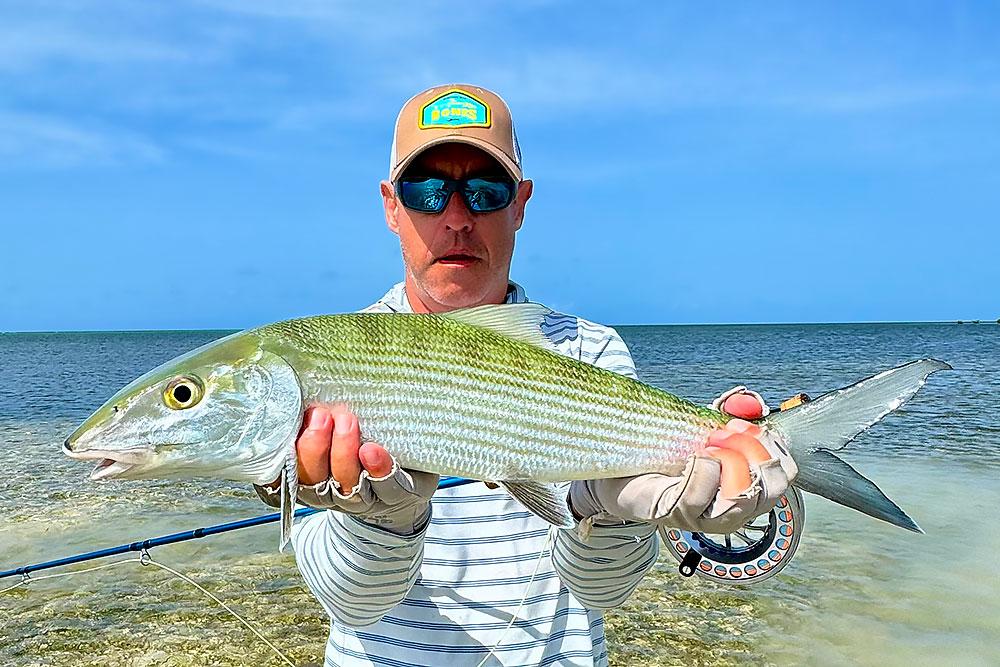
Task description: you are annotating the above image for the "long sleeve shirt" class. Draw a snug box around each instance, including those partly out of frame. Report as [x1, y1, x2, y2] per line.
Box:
[289, 282, 659, 667]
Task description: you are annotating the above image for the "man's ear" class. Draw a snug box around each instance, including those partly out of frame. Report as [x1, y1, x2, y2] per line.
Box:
[380, 180, 400, 234]
[512, 179, 533, 232]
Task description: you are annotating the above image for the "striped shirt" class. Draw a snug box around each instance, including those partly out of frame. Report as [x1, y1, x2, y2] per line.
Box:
[290, 281, 659, 667]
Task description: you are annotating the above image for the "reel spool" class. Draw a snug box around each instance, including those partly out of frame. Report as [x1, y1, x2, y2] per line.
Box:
[661, 486, 805, 584]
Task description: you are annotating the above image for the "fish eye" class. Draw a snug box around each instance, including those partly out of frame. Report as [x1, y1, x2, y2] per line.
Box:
[163, 376, 204, 410]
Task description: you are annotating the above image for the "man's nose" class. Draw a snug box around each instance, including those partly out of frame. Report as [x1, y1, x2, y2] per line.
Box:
[441, 192, 474, 232]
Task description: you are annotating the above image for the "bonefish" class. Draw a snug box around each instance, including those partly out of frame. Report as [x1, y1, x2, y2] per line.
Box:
[64, 304, 950, 548]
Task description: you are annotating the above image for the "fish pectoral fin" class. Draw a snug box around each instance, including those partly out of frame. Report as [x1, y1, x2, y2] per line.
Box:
[500, 481, 575, 528]
[279, 449, 298, 552]
[439, 304, 557, 351]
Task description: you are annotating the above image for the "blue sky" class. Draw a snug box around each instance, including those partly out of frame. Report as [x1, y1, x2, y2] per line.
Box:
[2, 1, 998, 330]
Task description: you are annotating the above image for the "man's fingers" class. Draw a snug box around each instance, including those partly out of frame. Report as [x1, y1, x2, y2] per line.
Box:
[330, 408, 362, 494]
[297, 407, 333, 485]
[714, 431, 770, 465]
[359, 442, 394, 478]
[721, 393, 765, 420]
[704, 446, 752, 498]
[724, 418, 762, 437]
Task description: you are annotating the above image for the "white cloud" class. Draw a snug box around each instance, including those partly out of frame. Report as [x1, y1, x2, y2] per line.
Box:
[0, 111, 165, 167]
[0, 15, 195, 73]
[189, 0, 475, 45]
[466, 49, 999, 119]
[175, 135, 274, 160]
[192, 0, 354, 21]
[770, 82, 1000, 113]
[0, 1, 996, 170]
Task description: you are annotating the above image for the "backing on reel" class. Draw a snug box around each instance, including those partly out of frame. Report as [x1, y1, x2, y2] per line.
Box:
[662, 486, 805, 584]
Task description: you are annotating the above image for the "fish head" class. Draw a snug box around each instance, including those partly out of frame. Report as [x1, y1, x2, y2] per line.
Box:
[64, 331, 302, 485]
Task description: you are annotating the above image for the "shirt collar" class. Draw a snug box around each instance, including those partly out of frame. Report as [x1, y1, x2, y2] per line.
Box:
[374, 280, 528, 313]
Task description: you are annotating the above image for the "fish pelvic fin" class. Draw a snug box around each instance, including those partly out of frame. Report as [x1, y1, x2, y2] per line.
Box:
[766, 358, 951, 533]
[279, 446, 298, 551]
[500, 481, 575, 528]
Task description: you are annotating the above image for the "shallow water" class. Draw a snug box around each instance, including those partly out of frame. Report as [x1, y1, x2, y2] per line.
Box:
[1, 323, 997, 666]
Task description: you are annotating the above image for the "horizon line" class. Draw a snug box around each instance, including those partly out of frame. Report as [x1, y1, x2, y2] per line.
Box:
[3, 318, 999, 335]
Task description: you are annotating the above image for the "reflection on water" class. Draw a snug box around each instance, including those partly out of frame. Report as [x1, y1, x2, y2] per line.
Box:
[1, 324, 997, 665]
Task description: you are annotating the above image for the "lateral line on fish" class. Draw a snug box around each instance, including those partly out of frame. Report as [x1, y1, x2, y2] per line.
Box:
[319, 351, 704, 416]
[331, 361, 713, 443]
[335, 359, 689, 426]
[352, 391, 695, 456]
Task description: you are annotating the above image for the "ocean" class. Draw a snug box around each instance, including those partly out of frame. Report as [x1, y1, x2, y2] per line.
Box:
[1, 323, 997, 666]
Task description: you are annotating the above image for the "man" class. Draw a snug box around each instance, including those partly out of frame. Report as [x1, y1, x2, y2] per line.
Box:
[258, 84, 793, 666]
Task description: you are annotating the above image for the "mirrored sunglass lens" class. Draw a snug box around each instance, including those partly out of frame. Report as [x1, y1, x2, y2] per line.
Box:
[400, 179, 449, 211]
[464, 179, 513, 212]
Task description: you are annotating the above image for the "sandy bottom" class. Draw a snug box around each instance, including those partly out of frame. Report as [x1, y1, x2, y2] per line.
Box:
[3, 447, 997, 666]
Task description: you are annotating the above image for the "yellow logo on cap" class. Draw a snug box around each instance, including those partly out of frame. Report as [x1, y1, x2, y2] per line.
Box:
[419, 89, 491, 129]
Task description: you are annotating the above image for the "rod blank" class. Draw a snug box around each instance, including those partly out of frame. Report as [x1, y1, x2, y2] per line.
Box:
[1, 476, 474, 580]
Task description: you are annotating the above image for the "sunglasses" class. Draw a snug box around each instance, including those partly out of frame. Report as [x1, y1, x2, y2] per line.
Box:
[395, 176, 517, 214]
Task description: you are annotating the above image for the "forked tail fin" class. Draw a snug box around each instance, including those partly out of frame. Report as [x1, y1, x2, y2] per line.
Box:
[766, 358, 951, 533]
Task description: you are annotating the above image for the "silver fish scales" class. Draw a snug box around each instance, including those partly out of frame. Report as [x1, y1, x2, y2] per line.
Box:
[262, 308, 724, 483]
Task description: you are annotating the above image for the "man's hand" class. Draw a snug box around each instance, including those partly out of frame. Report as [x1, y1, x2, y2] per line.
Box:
[297, 406, 393, 490]
[284, 405, 439, 535]
[570, 419, 798, 535]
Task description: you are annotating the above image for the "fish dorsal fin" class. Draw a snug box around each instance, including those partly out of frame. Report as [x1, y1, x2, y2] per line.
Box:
[439, 303, 556, 351]
[500, 480, 575, 528]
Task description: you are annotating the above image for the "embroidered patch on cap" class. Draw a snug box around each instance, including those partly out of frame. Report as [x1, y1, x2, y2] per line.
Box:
[419, 89, 491, 129]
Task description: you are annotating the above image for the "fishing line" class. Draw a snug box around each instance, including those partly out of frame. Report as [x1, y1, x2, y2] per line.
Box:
[2, 551, 296, 667]
[0, 558, 140, 595]
[474, 525, 556, 667]
[6, 530, 553, 667]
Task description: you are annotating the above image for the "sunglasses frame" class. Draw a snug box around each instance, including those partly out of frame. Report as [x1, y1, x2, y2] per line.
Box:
[394, 175, 517, 214]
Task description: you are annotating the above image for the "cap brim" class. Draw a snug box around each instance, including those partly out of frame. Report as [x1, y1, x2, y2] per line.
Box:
[390, 135, 521, 182]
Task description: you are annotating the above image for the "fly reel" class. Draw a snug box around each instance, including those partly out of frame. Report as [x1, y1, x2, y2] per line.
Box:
[661, 486, 805, 584]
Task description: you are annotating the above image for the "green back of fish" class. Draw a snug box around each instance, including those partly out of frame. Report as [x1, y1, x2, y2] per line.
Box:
[254, 312, 726, 481]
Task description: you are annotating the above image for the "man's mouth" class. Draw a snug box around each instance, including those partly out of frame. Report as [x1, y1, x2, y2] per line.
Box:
[435, 253, 480, 267]
[63, 443, 154, 481]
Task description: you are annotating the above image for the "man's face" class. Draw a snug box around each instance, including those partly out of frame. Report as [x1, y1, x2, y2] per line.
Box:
[381, 143, 532, 313]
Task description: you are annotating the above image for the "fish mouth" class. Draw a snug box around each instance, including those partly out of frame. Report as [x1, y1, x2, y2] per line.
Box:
[63, 442, 155, 481]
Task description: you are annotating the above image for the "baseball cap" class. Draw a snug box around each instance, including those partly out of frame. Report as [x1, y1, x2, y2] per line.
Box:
[389, 84, 522, 182]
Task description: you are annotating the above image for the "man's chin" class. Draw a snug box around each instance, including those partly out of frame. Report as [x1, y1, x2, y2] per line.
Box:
[416, 270, 500, 310]
[432, 287, 492, 310]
